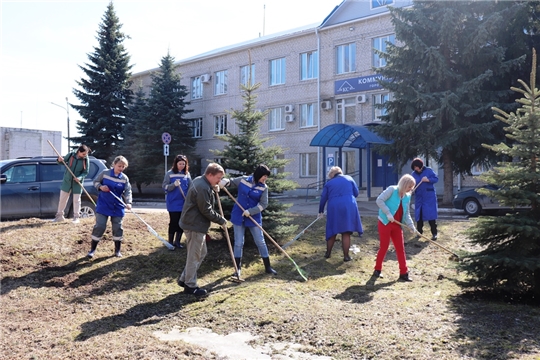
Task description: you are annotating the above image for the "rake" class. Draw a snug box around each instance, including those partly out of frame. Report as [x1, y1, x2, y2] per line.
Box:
[213, 189, 244, 283]
[221, 187, 308, 281]
[282, 215, 322, 249]
[108, 191, 174, 250]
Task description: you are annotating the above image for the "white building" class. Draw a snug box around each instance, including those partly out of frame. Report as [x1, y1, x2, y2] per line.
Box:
[0, 127, 63, 160]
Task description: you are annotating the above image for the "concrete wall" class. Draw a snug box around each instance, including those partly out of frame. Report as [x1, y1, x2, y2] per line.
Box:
[1, 127, 63, 160]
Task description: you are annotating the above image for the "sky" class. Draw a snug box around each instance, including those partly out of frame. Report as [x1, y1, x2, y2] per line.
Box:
[1, 0, 342, 153]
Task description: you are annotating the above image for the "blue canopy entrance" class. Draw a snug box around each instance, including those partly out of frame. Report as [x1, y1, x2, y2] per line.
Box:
[309, 123, 394, 198]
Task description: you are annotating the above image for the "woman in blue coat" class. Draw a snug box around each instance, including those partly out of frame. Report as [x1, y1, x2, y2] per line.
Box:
[162, 155, 192, 250]
[410, 158, 438, 240]
[227, 164, 276, 277]
[318, 166, 363, 262]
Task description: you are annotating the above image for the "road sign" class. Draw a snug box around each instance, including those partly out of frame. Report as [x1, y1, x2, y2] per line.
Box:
[161, 132, 171, 144]
[163, 144, 169, 156]
[327, 154, 334, 167]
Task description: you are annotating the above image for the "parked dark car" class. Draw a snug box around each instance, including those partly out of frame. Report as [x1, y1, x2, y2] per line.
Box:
[452, 184, 528, 216]
[0, 156, 107, 220]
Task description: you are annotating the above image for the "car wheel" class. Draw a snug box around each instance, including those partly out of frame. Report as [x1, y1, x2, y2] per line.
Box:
[79, 201, 96, 218]
[463, 198, 481, 216]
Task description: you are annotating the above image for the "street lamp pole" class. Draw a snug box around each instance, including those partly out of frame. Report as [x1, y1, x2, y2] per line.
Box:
[51, 97, 71, 150]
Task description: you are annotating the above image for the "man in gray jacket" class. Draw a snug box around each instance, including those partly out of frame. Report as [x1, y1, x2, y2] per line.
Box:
[177, 163, 228, 297]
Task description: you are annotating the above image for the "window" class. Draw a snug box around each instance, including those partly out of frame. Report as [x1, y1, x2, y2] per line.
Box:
[373, 93, 391, 121]
[336, 98, 356, 124]
[269, 58, 286, 85]
[371, 0, 394, 9]
[191, 76, 203, 99]
[191, 118, 202, 138]
[300, 153, 317, 177]
[214, 70, 228, 95]
[214, 114, 227, 136]
[6, 164, 36, 183]
[300, 103, 318, 128]
[336, 43, 356, 74]
[300, 51, 318, 80]
[268, 108, 285, 131]
[344, 151, 356, 174]
[272, 154, 285, 175]
[240, 64, 255, 87]
[373, 34, 395, 68]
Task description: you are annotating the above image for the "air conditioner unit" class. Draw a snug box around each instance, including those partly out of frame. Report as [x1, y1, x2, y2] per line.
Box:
[284, 104, 294, 113]
[356, 94, 367, 104]
[285, 114, 295, 122]
[321, 100, 332, 110]
[200, 74, 211, 83]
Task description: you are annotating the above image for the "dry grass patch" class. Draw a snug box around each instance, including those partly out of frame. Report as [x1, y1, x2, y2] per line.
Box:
[1, 210, 540, 359]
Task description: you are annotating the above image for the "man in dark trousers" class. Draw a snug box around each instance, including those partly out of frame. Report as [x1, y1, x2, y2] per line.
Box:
[177, 163, 228, 297]
[411, 158, 438, 240]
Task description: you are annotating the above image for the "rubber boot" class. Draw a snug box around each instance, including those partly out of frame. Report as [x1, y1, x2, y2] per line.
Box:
[262, 257, 277, 275]
[87, 240, 99, 258]
[233, 257, 242, 277]
[114, 241, 122, 258]
[174, 231, 184, 249]
[168, 233, 175, 251]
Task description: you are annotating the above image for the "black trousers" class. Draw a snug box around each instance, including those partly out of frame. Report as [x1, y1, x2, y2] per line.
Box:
[417, 209, 437, 235]
[168, 211, 182, 234]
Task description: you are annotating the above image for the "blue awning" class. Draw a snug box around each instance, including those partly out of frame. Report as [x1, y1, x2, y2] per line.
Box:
[309, 123, 391, 149]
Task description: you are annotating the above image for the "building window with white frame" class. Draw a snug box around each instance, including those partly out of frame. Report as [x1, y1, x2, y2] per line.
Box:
[214, 70, 228, 95]
[191, 76, 202, 99]
[373, 34, 395, 68]
[300, 103, 318, 128]
[336, 43, 356, 74]
[373, 93, 391, 121]
[269, 58, 286, 86]
[371, 0, 394, 10]
[272, 154, 285, 175]
[300, 51, 318, 80]
[336, 97, 356, 124]
[268, 107, 285, 131]
[191, 118, 202, 138]
[240, 64, 255, 87]
[214, 114, 227, 136]
[300, 153, 317, 177]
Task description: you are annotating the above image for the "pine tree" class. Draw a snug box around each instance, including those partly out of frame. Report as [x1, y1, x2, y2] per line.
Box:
[374, 1, 525, 204]
[459, 49, 540, 299]
[71, 1, 133, 161]
[212, 73, 298, 241]
[134, 52, 195, 185]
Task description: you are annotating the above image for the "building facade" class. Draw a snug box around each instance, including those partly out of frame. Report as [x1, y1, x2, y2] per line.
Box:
[0, 127, 62, 160]
[131, 0, 448, 196]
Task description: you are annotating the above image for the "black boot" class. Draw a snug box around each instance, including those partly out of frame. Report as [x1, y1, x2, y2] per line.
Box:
[262, 257, 277, 275]
[168, 233, 175, 251]
[233, 257, 242, 277]
[174, 231, 184, 249]
[87, 240, 99, 258]
[114, 241, 122, 258]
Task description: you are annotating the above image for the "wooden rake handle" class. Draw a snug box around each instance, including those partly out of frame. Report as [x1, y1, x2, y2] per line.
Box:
[394, 219, 459, 259]
[213, 189, 241, 278]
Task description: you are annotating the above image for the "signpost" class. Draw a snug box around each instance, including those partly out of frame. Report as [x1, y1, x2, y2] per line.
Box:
[162, 132, 171, 175]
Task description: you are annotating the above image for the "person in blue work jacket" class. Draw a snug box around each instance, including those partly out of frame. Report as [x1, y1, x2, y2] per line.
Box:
[318, 166, 363, 262]
[224, 164, 276, 277]
[410, 158, 438, 240]
[162, 154, 192, 250]
[87, 155, 132, 259]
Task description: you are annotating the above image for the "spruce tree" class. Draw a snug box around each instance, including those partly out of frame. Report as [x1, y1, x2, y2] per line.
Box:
[459, 49, 540, 299]
[71, 1, 133, 161]
[212, 75, 298, 241]
[134, 52, 195, 185]
[374, 1, 525, 204]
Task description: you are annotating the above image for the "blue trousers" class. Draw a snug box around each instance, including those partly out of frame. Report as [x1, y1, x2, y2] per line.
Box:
[91, 213, 124, 241]
[233, 223, 269, 258]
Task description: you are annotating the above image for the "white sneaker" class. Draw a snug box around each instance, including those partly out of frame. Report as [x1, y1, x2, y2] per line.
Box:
[72, 218, 80, 224]
[52, 215, 65, 223]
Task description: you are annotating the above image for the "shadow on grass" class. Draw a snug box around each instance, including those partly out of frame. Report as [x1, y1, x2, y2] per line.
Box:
[447, 294, 540, 359]
[334, 274, 398, 304]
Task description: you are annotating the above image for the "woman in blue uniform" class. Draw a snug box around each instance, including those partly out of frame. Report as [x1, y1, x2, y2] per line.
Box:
[87, 155, 132, 258]
[318, 166, 363, 262]
[162, 155, 192, 249]
[410, 158, 438, 240]
[227, 164, 276, 276]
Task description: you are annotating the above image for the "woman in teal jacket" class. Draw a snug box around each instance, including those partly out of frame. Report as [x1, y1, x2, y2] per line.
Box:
[53, 145, 90, 223]
[374, 174, 416, 282]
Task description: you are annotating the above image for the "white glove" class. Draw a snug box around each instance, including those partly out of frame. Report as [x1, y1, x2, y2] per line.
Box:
[214, 185, 220, 193]
[219, 178, 230, 189]
[318, 213, 325, 219]
[174, 179, 180, 187]
[387, 214, 395, 223]
[242, 210, 250, 217]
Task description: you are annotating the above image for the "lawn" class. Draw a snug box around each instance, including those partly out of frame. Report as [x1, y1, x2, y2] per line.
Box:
[1, 208, 539, 359]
